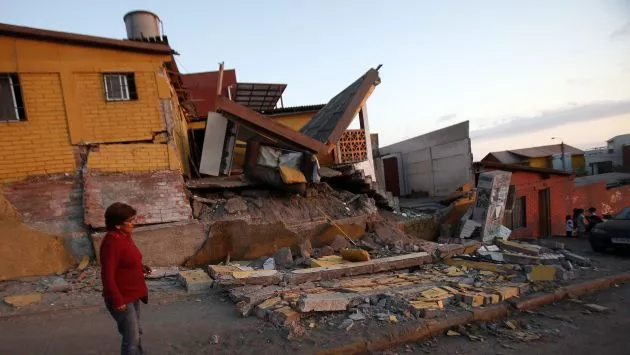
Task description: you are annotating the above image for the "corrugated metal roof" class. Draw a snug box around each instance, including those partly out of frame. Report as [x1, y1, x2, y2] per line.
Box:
[228, 83, 287, 112]
[300, 68, 380, 148]
[0, 22, 174, 54]
[181, 70, 238, 117]
[507, 144, 584, 158]
[261, 104, 325, 116]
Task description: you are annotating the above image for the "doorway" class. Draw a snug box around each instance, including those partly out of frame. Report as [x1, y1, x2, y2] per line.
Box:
[538, 188, 551, 237]
[382, 157, 401, 197]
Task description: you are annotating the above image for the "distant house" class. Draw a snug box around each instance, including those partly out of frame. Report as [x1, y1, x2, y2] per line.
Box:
[481, 144, 585, 174]
[584, 134, 630, 175]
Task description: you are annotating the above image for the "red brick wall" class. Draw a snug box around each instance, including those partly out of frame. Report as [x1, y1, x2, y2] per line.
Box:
[2, 174, 85, 237]
[508, 171, 574, 239]
[83, 170, 192, 228]
[572, 183, 630, 216]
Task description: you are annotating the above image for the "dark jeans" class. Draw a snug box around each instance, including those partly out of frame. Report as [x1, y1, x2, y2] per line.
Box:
[106, 300, 143, 355]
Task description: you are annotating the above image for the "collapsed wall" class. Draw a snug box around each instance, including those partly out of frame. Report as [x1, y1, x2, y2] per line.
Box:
[0, 189, 74, 281]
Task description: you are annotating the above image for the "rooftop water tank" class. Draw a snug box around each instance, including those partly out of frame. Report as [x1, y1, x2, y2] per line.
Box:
[123, 10, 161, 40]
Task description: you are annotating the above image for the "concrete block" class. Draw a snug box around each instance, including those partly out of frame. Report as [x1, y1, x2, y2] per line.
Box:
[561, 251, 592, 267]
[93, 221, 206, 267]
[497, 240, 543, 256]
[217, 270, 282, 287]
[208, 265, 242, 280]
[297, 293, 352, 312]
[502, 252, 541, 265]
[273, 247, 293, 268]
[236, 286, 282, 316]
[253, 296, 285, 320]
[527, 265, 557, 281]
[178, 269, 213, 293]
[228, 285, 264, 302]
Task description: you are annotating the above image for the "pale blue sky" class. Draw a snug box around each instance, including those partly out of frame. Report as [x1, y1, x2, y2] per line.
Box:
[3, 0, 630, 158]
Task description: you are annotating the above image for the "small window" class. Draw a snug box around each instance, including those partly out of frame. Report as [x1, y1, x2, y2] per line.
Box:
[103, 73, 137, 101]
[0, 73, 26, 121]
[513, 196, 527, 228]
[608, 148, 614, 154]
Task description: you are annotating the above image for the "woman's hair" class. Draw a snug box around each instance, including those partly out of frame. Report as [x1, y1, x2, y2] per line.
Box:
[105, 202, 137, 231]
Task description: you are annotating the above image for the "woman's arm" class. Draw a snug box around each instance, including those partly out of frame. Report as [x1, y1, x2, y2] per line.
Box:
[100, 239, 124, 309]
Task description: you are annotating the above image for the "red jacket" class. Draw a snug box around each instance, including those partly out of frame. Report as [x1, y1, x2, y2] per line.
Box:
[100, 231, 148, 308]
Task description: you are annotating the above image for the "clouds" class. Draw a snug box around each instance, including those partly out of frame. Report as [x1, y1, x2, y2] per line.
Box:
[471, 100, 630, 140]
[436, 113, 457, 123]
[611, 22, 630, 39]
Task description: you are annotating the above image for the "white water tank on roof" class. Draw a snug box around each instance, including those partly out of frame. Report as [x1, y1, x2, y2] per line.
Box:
[123, 10, 161, 40]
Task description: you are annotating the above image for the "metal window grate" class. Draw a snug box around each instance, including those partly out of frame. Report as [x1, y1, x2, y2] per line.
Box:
[103, 73, 137, 101]
[0, 73, 26, 121]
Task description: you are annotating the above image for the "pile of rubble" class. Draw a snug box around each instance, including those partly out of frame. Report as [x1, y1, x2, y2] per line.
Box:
[175, 218, 593, 335]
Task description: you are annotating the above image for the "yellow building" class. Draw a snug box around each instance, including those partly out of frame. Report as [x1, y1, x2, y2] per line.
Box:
[482, 144, 586, 174]
[0, 22, 190, 183]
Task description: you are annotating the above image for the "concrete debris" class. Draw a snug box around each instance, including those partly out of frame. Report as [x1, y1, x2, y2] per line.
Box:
[263, 258, 276, 270]
[145, 267, 180, 279]
[273, 247, 293, 269]
[338, 319, 354, 331]
[178, 269, 213, 293]
[447, 330, 461, 336]
[298, 293, 352, 312]
[496, 240, 544, 256]
[44, 277, 71, 293]
[298, 239, 313, 259]
[348, 309, 366, 321]
[583, 303, 609, 313]
[4, 293, 42, 308]
[459, 220, 481, 239]
[224, 197, 248, 214]
[330, 235, 351, 252]
[561, 251, 592, 267]
[318, 245, 335, 257]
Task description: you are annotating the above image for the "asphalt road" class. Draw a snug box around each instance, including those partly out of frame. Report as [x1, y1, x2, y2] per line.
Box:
[0, 236, 628, 355]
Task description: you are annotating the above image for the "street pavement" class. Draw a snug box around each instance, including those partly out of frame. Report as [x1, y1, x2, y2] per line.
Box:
[0, 236, 628, 355]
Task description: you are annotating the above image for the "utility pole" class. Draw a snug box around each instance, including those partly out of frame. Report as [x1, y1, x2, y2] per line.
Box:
[552, 137, 566, 171]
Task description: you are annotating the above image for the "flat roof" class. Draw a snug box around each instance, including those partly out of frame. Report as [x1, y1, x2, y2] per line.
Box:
[228, 82, 287, 111]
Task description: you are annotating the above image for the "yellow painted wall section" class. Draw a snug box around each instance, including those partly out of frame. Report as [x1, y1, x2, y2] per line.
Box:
[0, 73, 76, 182]
[572, 155, 586, 171]
[528, 157, 549, 169]
[76, 72, 164, 143]
[87, 143, 176, 172]
[272, 112, 314, 131]
[0, 35, 187, 181]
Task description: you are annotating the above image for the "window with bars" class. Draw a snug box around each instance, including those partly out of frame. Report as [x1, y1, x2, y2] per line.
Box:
[0, 73, 26, 121]
[103, 73, 137, 101]
[513, 196, 527, 228]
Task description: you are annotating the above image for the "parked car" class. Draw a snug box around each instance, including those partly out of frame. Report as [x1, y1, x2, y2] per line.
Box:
[589, 207, 630, 252]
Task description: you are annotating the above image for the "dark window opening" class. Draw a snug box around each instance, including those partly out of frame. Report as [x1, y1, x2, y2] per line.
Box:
[103, 73, 138, 101]
[513, 196, 527, 228]
[0, 73, 26, 121]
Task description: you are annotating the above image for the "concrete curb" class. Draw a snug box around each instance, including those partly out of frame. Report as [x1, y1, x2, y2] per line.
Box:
[317, 271, 630, 355]
[0, 292, 202, 321]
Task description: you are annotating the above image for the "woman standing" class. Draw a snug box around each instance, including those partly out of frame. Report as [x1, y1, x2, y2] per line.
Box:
[101, 202, 151, 355]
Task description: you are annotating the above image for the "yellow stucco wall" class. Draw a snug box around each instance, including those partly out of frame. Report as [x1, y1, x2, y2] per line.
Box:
[272, 112, 314, 131]
[0, 73, 76, 182]
[0, 35, 181, 182]
[87, 144, 180, 172]
[572, 155, 586, 171]
[527, 157, 549, 168]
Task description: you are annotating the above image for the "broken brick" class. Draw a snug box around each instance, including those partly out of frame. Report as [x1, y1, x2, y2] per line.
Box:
[297, 293, 352, 312]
